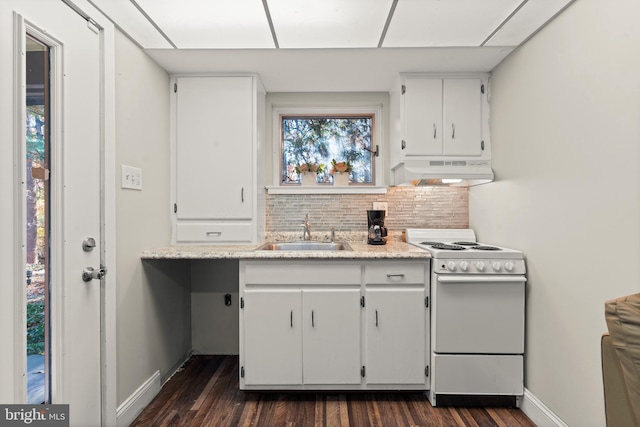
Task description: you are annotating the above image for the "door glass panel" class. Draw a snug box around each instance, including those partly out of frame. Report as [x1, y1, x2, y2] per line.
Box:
[26, 35, 50, 404]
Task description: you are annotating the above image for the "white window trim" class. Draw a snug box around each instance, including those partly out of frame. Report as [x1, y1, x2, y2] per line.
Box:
[268, 106, 385, 194]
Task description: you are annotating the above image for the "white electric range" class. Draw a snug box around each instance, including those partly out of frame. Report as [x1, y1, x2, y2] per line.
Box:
[406, 229, 526, 407]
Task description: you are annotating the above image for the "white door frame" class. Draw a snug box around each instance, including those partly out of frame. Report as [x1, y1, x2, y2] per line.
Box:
[4, 1, 116, 424]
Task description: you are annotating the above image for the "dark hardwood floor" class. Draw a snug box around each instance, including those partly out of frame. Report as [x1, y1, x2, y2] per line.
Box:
[131, 356, 536, 427]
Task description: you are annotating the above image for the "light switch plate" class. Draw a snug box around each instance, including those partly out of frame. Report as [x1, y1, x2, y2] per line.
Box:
[373, 202, 388, 211]
[121, 165, 142, 190]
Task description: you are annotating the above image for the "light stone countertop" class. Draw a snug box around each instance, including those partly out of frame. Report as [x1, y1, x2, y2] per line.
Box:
[140, 239, 430, 260]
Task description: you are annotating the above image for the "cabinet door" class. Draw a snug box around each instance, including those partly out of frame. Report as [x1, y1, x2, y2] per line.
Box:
[176, 76, 253, 220]
[443, 78, 482, 156]
[366, 288, 427, 385]
[302, 289, 361, 385]
[242, 290, 302, 385]
[403, 78, 443, 156]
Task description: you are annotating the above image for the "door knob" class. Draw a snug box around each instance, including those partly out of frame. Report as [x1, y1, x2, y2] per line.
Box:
[82, 266, 107, 282]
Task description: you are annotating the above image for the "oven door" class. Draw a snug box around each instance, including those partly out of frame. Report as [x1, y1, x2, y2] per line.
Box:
[432, 273, 525, 354]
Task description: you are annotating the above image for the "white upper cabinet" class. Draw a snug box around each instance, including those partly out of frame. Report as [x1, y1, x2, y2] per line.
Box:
[176, 76, 253, 220]
[171, 75, 265, 244]
[402, 76, 484, 157]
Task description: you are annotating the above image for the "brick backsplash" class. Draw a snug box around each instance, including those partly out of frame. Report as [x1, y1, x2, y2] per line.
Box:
[265, 186, 468, 232]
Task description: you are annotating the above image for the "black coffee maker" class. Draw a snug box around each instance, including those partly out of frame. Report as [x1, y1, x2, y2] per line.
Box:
[367, 210, 388, 245]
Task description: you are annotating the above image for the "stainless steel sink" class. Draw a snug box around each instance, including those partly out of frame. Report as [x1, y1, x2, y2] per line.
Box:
[256, 241, 353, 251]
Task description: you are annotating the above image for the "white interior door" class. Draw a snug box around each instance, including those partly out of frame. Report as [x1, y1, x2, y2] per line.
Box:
[2, 1, 104, 425]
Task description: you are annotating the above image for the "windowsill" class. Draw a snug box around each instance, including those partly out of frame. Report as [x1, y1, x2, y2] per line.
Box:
[265, 186, 387, 195]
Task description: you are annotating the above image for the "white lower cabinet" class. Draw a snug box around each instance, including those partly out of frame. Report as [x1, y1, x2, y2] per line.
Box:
[242, 289, 302, 386]
[302, 289, 361, 385]
[239, 260, 430, 391]
[365, 288, 427, 385]
[241, 288, 361, 386]
[364, 262, 429, 387]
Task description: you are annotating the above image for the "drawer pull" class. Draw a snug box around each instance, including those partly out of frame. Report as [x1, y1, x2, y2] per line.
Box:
[386, 273, 405, 279]
[311, 310, 315, 327]
[375, 310, 379, 327]
[206, 231, 222, 237]
[290, 310, 293, 328]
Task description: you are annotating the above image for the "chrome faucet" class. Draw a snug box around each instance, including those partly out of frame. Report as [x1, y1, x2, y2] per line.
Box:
[302, 213, 311, 240]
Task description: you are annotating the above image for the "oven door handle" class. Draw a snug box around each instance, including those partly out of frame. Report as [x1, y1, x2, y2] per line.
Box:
[437, 275, 527, 284]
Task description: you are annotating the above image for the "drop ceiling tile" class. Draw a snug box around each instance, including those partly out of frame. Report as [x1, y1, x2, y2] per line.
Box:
[134, 0, 275, 48]
[267, 0, 394, 48]
[90, 0, 173, 48]
[484, 0, 574, 46]
[383, 0, 523, 47]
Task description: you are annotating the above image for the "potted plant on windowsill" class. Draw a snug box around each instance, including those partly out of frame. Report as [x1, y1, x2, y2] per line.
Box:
[296, 162, 325, 186]
[330, 159, 352, 186]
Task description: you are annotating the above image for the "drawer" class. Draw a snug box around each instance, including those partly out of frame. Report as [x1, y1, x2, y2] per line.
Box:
[364, 262, 426, 284]
[244, 262, 361, 285]
[176, 222, 253, 243]
[433, 354, 523, 395]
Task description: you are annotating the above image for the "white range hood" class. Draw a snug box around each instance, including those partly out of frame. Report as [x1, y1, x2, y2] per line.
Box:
[391, 158, 494, 187]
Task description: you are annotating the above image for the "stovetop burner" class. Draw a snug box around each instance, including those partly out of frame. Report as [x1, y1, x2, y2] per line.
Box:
[429, 243, 467, 250]
[420, 241, 444, 246]
[452, 241, 479, 246]
[470, 245, 502, 251]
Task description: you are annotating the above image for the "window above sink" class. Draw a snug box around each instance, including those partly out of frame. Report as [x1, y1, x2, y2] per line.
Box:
[269, 104, 386, 194]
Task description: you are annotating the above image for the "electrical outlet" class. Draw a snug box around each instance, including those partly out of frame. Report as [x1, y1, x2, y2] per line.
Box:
[373, 202, 388, 211]
[121, 165, 142, 190]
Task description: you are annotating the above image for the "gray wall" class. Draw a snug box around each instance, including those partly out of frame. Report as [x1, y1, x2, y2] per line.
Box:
[470, 0, 640, 425]
[114, 30, 191, 406]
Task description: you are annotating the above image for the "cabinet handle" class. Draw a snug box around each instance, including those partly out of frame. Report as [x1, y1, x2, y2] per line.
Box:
[311, 310, 315, 327]
[451, 123, 456, 139]
[375, 310, 379, 327]
[241, 187, 244, 203]
[386, 273, 405, 279]
[206, 231, 222, 237]
[290, 310, 293, 328]
[433, 123, 437, 139]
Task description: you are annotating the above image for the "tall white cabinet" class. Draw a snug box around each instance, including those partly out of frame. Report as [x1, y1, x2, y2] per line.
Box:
[171, 75, 265, 243]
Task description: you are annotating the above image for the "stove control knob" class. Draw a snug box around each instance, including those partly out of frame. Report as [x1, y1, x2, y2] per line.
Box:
[447, 262, 457, 271]
[492, 262, 502, 271]
[459, 261, 469, 271]
[476, 262, 486, 272]
[505, 262, 515, 272]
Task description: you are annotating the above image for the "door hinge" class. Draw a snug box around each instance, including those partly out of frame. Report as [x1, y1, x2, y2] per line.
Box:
[361, 366, 366, 378]
[360, 296, 365, 307]
[173, 203, 177, 213]
[174, 83, 177, 93]
[401, 140, 406, 150]
[240, 297, 244, 309]
[425, 366, 430, 377]
[401, 84, 406, 95]
[481, 141, 485, 151]
[481, 84, 485, 94]
[425, 296, 429, 308]
[240, 366, 245, 378]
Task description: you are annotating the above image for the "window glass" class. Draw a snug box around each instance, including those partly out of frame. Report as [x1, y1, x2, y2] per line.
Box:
[280, 114, 375, 185]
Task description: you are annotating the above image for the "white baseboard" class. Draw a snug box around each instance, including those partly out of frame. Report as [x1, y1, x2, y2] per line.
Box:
[521, 388, 569, 427]
[116, 370, 161, 427]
